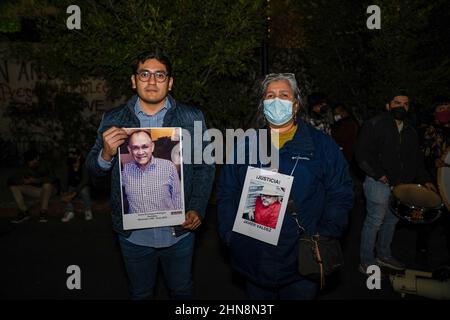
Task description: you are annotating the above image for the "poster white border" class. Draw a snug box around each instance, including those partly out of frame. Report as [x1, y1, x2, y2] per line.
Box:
[119, 127, 185, 230]
[232, 166, 293, 245]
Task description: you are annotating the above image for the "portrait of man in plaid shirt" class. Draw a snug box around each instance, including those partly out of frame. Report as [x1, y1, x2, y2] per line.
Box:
[121, 129, 182, 214]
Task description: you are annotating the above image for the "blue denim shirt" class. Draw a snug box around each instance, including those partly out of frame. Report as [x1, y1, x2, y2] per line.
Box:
[97, 97, 188, 247]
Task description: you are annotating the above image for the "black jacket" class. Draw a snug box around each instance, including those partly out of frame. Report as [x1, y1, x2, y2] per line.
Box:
[85, 94, 215, 237]
[355, 112, 430, 186]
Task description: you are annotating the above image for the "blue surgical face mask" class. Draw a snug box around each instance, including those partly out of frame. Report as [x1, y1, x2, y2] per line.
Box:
[263, 98, 294, 126]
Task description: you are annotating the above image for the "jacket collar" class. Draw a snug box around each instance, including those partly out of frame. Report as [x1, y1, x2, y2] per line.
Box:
[280, 119, 316, 158]
[163, 95, 178, 126]
[125, 94, 178, 126]
[384, 112, 413, 131]
[126, 95, 139, 113]
[126, 94, 178, 113]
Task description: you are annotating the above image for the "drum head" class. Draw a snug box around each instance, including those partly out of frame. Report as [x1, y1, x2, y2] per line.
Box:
[437, 150, 450, 211]
[392, 184, 442, 208]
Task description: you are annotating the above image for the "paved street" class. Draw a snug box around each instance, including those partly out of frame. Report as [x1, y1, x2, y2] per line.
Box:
[0, 173, 448, 300]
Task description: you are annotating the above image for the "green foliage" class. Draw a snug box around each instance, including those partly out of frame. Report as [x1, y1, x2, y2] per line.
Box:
[5, 0, 448, 131]
[274, 0, 450, 120]
[20, 0, 265, 130]
[367, 0, 450, 112]
[0, 18, 21, 33]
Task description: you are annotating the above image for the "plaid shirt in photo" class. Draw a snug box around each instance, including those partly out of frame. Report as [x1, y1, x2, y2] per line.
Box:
[122, 157, 182, 213]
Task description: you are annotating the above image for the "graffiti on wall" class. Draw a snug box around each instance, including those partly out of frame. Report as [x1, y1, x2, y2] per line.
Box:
[0, 58, 113, 112]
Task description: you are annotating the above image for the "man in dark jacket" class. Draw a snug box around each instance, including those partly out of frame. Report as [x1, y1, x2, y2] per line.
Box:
[355, 90, 435, 274]
[85, 49, 215, 300]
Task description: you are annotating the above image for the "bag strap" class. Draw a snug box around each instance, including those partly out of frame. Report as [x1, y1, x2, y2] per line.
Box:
[289, 153, 327, 289]
[311, 235, 325, 289]
[288, 152, 327, 237]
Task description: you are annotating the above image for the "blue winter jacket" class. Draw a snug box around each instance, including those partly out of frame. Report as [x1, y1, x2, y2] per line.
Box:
[217, 120, 353, 287]
[85, 94, 215, 237]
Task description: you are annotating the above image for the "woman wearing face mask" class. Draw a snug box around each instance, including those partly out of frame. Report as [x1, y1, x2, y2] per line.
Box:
[217, 73, 353, 299]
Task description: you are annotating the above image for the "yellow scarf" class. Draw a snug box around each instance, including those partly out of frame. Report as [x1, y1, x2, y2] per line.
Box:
[272, 124, 298, 149]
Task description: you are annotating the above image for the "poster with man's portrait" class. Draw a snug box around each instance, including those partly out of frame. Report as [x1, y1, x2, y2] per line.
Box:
[232, 166, 293, 245]
[119, 127, 185, 230]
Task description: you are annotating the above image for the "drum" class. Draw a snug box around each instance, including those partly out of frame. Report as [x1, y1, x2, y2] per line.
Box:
[390, 184, 443, 224]
[437, 150, 450, 211]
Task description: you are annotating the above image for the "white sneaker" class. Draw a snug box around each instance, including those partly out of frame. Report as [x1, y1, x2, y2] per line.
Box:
[61, 211, 74, 222]
[85, 210, 93, 221]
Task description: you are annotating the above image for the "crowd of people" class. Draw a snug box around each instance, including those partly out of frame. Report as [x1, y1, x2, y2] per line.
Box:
[6, 48, 450, 300]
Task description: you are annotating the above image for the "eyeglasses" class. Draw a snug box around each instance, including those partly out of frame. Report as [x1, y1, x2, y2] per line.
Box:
[136, 70, 169, 83]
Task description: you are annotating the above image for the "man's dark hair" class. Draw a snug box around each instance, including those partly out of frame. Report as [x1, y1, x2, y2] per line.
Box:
[23, 149, 39, 162]
[307, 92, 327, 110]
[131, 49, 172, 76]
[387, 88, 408, 103]
[332, 102, 346, 112]
[431, 95, 450, 112]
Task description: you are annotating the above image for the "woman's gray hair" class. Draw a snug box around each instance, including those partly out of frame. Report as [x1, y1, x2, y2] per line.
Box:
[255, 73, 304, 126]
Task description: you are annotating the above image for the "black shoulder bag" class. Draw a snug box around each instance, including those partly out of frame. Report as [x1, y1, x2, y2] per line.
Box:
[289, 200, 344, 289]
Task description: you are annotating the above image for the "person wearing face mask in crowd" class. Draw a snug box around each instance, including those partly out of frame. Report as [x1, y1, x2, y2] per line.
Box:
[306, 92, 334, 135]
[217, 73, 353, 299]
[331, 102, 360, 164]
[355, 89, 436, 275]
[415, 97, 450, 267]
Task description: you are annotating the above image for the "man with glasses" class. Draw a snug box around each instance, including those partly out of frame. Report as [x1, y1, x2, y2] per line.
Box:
[86, 49, 215, 299]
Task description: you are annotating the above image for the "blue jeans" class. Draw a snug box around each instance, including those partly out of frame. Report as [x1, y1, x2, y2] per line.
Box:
[118, 232, 194, 300]
[65, 186, 91, 212]
[246, 279, 318, 300]
[360, 176, 398, 265]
